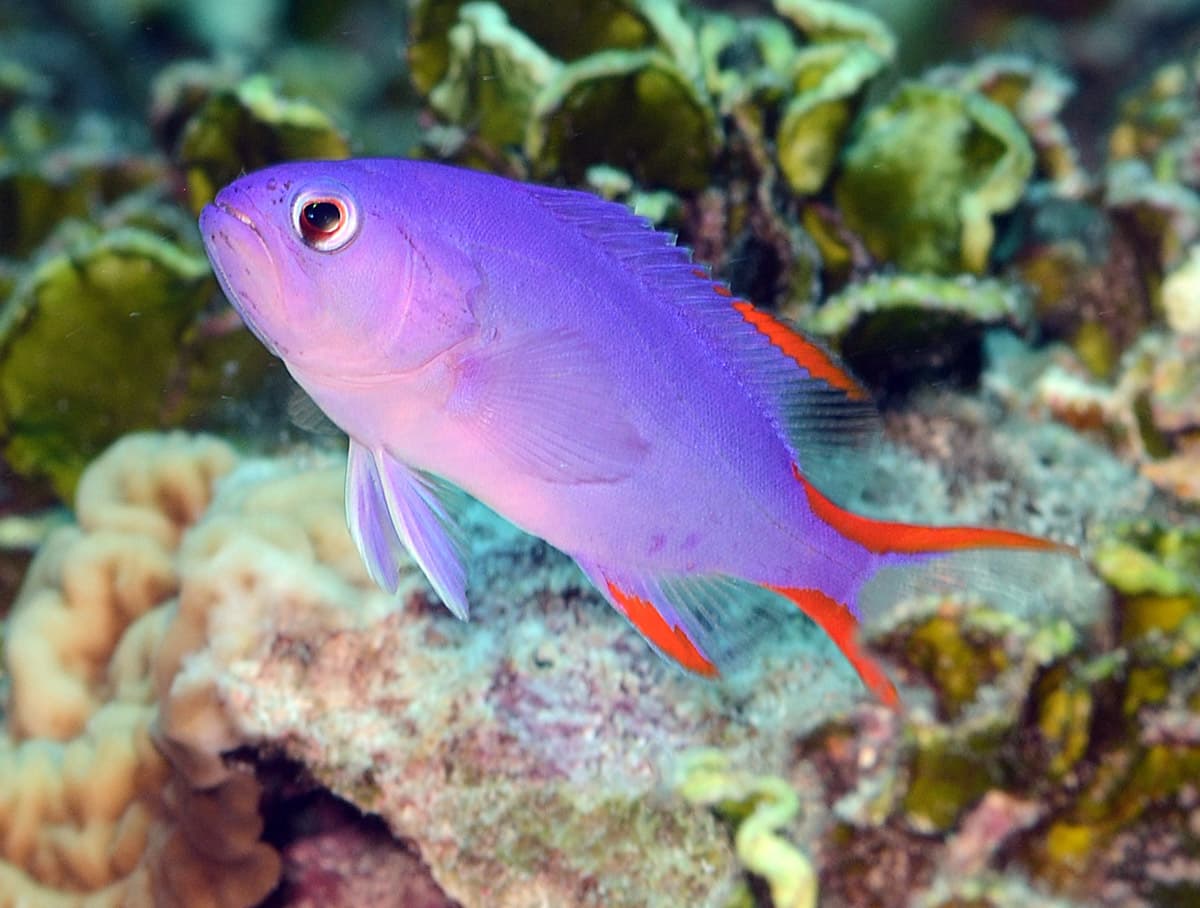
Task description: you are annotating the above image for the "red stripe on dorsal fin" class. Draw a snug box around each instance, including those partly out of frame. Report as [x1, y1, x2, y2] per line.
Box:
[522, 184, 880, 469]
[767, 584, 899, 707]
[791, 463, 1073, 556]
[733, 301, 870, 401]
[605, 580, 719, 677]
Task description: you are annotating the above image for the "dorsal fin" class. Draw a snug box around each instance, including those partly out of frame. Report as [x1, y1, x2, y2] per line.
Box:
[521, 184, 880, 469]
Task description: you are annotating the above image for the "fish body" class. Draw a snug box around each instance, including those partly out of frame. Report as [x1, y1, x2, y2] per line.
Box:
[201, 158, 1064, 703]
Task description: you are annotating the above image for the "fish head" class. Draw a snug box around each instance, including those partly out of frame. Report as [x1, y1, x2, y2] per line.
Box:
[200, 159, 478, 382]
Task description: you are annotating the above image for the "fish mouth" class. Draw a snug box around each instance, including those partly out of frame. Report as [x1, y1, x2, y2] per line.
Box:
[215, 199, 258, 231]
[200, 199, 285, 356]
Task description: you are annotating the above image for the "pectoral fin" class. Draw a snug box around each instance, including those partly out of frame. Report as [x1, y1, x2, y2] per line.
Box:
[447, 329, 649, 484]
[346, 439, 471, 619]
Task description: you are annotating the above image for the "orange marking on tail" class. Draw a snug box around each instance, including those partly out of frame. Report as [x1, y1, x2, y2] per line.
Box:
[714, 284, 732, 297]
[732, 301, 869, 400]
[768, 584, 898, 707]
[606, 580, 718, 677]
[691, 267, 709, 279]
[791, 463, 1071, 556]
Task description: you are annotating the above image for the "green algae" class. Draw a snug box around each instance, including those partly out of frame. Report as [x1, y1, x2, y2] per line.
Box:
[903, 721, 1005, 833]
[677, 749, 816, 908]
[410, 0, 897, 200]
[528, 50, 718, 192]
[0, 154, 168, 258]
[773, 0, 896, 60]
[776, 41, 886, 195]
[901, 614, 1010, 720]
[697, 14, 798, 115]
[0, 228, 212, 497]
[174, 74, 350, 215]
[409, 0, 674, 97]
[1094, 522, 1200, 603]
[835, 82, 1035, 274]
[429, 3, 560, 153]
[930, 55, 1087, 197]
[805, 273, 1032, 390]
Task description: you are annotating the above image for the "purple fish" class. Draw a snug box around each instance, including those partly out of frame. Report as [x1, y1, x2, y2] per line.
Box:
[200, 158, 1067, 705]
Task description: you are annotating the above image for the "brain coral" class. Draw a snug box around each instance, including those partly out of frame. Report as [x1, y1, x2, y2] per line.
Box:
[1, 432, 279, 907]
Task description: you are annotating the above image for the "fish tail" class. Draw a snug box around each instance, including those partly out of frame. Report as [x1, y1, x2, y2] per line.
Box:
[773, 464, 1086, 707]
[763, 583, 902, 707]
[770, 544, 1089, 709]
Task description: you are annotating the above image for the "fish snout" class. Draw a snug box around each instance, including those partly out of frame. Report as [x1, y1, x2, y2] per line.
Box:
[200, 196, 287, 357]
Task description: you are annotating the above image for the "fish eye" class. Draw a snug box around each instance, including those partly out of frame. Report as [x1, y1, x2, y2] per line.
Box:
[293, 192, 358, 252]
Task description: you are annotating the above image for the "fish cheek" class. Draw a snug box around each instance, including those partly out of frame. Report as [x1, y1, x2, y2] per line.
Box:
[378, 237, 483, 371]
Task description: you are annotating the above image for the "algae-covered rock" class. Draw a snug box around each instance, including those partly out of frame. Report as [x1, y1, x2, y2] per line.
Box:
[527, 50, 718, 191]
[929, 55, 1087, 198]
[0, 229, 211, 496]
[834, 82, 1035, 274]
[776, 41, 886, 195]
[805, 273, 1033, 390]
[428, 3, 561, 153]
[173, 74, 350, 214]
[408, 0, 684, 97]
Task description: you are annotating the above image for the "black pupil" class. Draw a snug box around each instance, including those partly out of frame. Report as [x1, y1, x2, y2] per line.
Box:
[303, 201, 341, 233]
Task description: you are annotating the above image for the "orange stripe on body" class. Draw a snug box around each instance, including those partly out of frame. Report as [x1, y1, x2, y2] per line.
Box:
[768, 584, 898, 708]
[732, 301, 869, 400]
[791, 463, 1071, 556]
[605, 580, 718, 677]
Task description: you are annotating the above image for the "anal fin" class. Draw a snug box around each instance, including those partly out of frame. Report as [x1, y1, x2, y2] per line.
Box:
[578, 564, 807, 681]
[576, 562, 719, 677]
[578, 559, 900, 706]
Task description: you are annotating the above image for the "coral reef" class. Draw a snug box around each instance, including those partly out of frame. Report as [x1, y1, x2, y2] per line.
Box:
[3, 0, 1200, 905]
[3, 410, 1137, 907]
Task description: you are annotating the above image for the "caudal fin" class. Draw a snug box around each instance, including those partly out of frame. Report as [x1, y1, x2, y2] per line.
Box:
[778, 462, 1090, 707]
[791, 462, 1072, 557]
[765, 585, 901, 707]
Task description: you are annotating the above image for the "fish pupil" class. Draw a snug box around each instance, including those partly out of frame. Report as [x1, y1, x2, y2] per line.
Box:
[302, 200, 342, 234]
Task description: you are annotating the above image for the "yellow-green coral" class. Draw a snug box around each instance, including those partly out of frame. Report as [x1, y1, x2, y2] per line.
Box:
[835, 82, 1035, 274]
[528, 49, 718, 191]
[677, 749, 816, 908]
[0, 229, 213, 498]
[175, 74, 350, 213]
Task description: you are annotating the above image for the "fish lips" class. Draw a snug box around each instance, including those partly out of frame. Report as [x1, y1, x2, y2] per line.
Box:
[200, 198, 287, 357]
